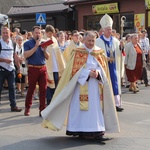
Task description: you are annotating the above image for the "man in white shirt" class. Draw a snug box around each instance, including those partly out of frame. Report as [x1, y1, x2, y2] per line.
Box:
[140, 29, 150, 62]
[0, 27, 22, 112]
[139, 29, 150, 86]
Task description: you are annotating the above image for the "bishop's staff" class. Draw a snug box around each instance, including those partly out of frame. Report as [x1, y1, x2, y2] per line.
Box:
[120, 16, 126, 39]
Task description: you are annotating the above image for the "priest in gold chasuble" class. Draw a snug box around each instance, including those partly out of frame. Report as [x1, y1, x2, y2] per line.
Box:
[41, 31, 120, 142]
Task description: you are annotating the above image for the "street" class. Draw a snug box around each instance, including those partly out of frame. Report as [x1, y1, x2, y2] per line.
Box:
[0, 81, 150, 150]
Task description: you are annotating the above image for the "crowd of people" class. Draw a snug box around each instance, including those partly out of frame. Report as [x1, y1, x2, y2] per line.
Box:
[0, 13, 150, 144]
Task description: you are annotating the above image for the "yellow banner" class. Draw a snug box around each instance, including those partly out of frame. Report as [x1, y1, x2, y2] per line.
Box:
[92, 3, 119, 15]
[134, 14, 145, 32]
[145, 0, 150, 9]
[148, 11, 150, 27]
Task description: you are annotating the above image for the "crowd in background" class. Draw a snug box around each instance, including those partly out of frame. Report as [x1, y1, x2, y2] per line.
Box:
[0, 13, 150, 143]
[1, 25, 150, 109]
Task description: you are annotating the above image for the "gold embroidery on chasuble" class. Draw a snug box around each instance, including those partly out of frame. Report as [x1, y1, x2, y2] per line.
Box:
[80, 84, 89, 110]
[90, 50, 107, 106]
[72, 49, 88, 77]
[72, 49, 89, 110]
[90, 50, 107, 71]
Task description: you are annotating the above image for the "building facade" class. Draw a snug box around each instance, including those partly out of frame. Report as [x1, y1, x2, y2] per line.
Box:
[65, 0, 150, 37]
[7, 3, 75, 32]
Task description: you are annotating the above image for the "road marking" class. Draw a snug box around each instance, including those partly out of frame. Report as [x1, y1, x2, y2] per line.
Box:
[136, 119, 150, 125]
[123, 101, 150, 108]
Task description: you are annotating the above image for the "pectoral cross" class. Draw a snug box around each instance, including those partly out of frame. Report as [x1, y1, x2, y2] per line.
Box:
[109, 50, 115, 63]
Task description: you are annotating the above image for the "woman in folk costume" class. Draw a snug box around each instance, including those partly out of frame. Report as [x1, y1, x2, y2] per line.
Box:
[41, 31, 120, 144]
[45, 25, 66, 105]
[95, 14, 124, 112]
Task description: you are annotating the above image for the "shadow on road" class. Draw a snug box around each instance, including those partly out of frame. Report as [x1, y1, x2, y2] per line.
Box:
[0, 136, 107, 150]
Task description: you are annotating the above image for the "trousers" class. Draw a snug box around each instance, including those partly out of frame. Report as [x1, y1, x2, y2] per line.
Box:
[0, 66, 16, 108]
[46, 72, 59, 105]
[141, 67, 148, 84]
[25, 66, 47, 111]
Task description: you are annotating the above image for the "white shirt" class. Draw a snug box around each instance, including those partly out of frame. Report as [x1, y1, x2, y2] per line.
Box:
[0, 39, 15, 71]
[15, 44, 24, 57]
[52, 48, 59, 72]
[140, 37, 150, 54]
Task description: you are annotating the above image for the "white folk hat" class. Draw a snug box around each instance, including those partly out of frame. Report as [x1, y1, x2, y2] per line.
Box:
[100, 14, 113, 29]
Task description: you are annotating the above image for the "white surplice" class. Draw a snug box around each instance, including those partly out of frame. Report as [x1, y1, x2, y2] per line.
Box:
[67, 45, 105, 132]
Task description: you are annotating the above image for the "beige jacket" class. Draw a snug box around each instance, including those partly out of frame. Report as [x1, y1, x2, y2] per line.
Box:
[124, 42, 145, 70]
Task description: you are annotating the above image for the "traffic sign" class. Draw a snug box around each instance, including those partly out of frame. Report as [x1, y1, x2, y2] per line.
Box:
[36, 13, 46, 25]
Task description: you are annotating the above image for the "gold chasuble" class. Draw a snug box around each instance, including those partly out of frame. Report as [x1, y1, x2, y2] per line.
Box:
[63, 40, 82, 64]
[41, 45, 120, 133]
[71, 48, 108, 110]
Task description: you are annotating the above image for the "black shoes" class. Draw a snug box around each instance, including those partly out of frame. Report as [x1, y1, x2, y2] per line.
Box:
[72, 134, 112, 145]
[116, 106, 124, 112]
[39, 111, 42, 117]
[11, 106, 22, 112]
[94, 135, 113, 145]
[125, 85, 130, 88]
[96, 136, 112, 141]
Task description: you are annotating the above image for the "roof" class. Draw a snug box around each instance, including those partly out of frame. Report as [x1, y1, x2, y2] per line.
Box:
[7, 3, 70, 16]
[0, 0, 65, 14]
[64, 0, 112, 5]
[64, 0, 89, 5]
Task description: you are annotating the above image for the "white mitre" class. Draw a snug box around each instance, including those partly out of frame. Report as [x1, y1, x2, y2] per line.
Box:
[100, 14, 113, 29]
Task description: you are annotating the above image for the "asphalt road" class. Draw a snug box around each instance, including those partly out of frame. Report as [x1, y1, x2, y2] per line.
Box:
[0, 81, 150, 150]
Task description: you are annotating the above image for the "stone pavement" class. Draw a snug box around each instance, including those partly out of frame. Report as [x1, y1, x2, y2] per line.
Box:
[0, 82, 150, 150]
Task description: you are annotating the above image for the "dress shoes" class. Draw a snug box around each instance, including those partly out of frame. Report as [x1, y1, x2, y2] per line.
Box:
[98, 136, 112, 141]
[94, 136, 113, 145]
[125, 85, 130, 88]
[145, 84, 150, 87]
[116, 106, 124, 112]
[39, 111, 42, 117]
[95, 135, 112, 141]
[95, 140, 106, 145]
[133, 89, 139, 93]
[11, 106, 22, 112]
[24, 108, 30, 116]
[129, 88, 133, 92]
